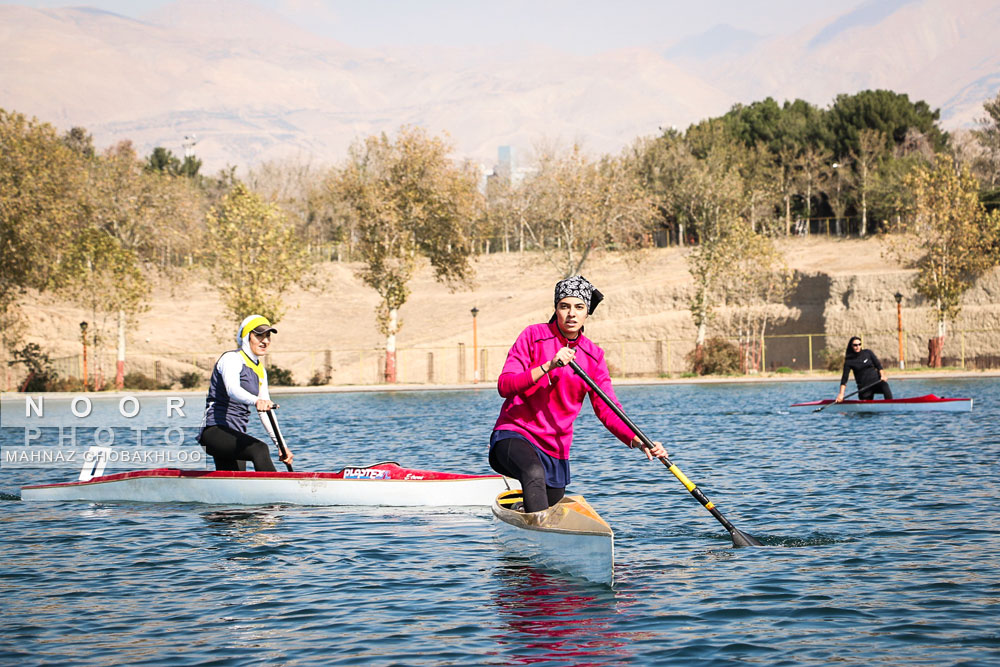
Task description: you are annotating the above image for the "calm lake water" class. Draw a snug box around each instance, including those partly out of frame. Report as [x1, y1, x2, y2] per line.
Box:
[2, 378, 999, 665]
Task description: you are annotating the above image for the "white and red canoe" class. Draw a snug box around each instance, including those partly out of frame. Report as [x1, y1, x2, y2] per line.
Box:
[20, 462, 511, 506]
[790, 394, 973, 413]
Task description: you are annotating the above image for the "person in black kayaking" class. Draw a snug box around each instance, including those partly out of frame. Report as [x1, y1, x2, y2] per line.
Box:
[836, 336, 892, 401]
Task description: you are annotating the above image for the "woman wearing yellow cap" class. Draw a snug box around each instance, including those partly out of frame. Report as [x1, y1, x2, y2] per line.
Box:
[197, 315, 293, 471]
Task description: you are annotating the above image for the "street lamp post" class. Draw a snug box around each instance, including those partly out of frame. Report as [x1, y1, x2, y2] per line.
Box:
[831, 162, 842, 236]
[894, 292, 904, 370]
[80, 321, 89, 391]
[470, 307, 479, 383]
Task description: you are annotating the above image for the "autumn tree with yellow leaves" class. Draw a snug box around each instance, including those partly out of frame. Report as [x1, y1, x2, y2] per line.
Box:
[330, 126, 479, 383]
[889, 155, 1000, 366]
[205, 182, 311, 327]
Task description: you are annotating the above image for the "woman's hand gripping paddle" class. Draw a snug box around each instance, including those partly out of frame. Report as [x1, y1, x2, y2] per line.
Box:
[568, 360, 762, 547]
[814, 379, 884, 413]
[264, 408, 294, 472]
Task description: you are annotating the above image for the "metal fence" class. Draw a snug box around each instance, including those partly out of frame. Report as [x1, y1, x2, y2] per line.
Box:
[5, 327, 997, 392]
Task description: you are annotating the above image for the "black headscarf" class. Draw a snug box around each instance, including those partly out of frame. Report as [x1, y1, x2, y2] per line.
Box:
[553, 275, 604, 314]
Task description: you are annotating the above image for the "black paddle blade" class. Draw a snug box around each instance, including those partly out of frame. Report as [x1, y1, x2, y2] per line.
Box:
[731, 527, 763, 547]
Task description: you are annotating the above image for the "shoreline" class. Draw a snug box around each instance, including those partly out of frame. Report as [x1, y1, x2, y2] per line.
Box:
[3, 368, 998, 401]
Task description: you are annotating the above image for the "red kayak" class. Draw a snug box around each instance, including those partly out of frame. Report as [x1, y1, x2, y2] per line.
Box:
[790, 394, 973, 413]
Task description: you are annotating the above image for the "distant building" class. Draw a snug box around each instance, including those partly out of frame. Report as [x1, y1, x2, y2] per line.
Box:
[485, 145, 535, 190]
[496, 145, 512, 178]
[483, 146, 513, 193]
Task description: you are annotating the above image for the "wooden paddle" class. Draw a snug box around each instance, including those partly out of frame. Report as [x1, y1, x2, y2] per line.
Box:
[265, 407, 294, 472]
[567, 360, 762, 548]
[814, 379, 884, 413]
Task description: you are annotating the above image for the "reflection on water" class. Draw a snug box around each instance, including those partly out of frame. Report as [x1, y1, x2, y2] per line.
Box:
[201, 507, 283, 527]
[200, 506, 288, 561]
[489, 561, 644, 666]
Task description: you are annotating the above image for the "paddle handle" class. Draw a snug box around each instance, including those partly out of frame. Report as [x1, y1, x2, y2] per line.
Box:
[265, 408, 294, 472]
[566, 361, 758, 545]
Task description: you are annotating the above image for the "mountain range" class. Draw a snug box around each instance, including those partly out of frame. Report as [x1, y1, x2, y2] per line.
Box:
[1, 0, 997, 172]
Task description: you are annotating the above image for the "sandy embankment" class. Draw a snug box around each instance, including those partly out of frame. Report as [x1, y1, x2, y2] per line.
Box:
[7, 237, 1000, 390]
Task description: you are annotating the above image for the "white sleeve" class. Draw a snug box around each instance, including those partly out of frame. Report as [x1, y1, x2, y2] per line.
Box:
[218, 352, 259, 406]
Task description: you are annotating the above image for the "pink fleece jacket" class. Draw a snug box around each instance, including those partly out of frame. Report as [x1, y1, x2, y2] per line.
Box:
[493, 321, 635, 460]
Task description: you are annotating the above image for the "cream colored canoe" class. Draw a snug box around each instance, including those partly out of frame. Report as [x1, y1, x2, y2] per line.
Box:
[492, 489, 614, 585]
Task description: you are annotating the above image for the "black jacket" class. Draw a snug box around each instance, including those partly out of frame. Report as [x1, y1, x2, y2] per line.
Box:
[841, 349, 883, 388]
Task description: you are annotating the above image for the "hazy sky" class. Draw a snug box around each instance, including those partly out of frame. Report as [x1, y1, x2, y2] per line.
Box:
[3, 0, 868, 55]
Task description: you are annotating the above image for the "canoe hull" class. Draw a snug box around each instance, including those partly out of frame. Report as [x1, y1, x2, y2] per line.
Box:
[790, 395, 973, 413]
[492, 490, 614, 585]
[20, 463, 511, 506]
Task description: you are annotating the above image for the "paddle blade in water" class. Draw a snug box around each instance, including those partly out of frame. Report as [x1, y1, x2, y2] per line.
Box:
[731, 527, 763, 547]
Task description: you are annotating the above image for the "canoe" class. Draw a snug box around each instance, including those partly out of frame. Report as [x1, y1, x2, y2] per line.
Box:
[789, 394, 973, 413]
[20, 462, 511, 506]
[491, 489, 614, 585]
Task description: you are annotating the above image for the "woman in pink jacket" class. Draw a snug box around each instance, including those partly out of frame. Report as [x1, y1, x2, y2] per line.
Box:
[490, 276, 667, 513]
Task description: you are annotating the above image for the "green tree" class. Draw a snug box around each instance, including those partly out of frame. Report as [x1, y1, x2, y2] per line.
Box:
[632, 129, 693, 246]
[205, 182, 311, 326]
[12, 342, 60, 392]
[889, 155, 1000, 365]
[0, 109, 85, 356]
[971, 90, 1000, 208]
[720, 97, 831, 234]
[827, 90, 947, 159]
[146, 146, 202, 179]
[331, 126, 478, 382]
[723, 97, 784, 150]
[146, 146, 181, 174]
[722, 97, 829, 156]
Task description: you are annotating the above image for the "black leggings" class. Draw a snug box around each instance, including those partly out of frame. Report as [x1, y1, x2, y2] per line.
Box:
[859, 381, 893, 400]
[199, 425, 276, 472]
[489, 437, 564, 513]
